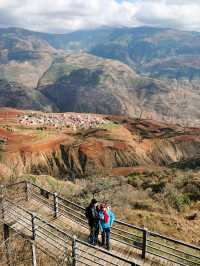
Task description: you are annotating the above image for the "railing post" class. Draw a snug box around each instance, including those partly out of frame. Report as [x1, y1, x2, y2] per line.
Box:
[3, 224, 11, 266]
[25, 181, 30, 201]
[31, 243, 37, 266]
[0, 185, 5, 219]
[63, 238, 68, 263]
[31, 213, 36, 241]
[142, 227, 148, 259]
[31, 213, 37, 265]
[72, 235, 77, 266]
[53, 192, 59, 218]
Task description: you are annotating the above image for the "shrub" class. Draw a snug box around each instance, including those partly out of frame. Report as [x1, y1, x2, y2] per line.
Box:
[184, 183, 200, 201]
[127, 174, 143, 188]
[167, 189, 190, 211]
[150, 181, 165, 193]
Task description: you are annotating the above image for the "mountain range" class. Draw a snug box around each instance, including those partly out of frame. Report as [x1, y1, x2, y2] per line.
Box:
[0, 26, 200, 125]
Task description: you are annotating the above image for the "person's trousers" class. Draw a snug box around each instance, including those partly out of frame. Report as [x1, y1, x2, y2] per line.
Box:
[89, 224, 99, 244]
[101, 227, 110, 247]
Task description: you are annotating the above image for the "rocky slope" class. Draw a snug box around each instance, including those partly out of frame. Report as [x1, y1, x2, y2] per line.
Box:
[87, 27, 200, 80]
[38, 53, 200, 126]
[0, 109, 199, 179]
[0, 27, 57, 88]
[0, 80, 56, 111]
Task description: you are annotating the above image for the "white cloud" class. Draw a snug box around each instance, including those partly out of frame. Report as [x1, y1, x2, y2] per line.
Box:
[0, 0, 200, 33]
[135, 1, 200, 31]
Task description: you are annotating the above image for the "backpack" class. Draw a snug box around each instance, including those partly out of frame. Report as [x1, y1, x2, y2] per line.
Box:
[103, 210, 109, 224]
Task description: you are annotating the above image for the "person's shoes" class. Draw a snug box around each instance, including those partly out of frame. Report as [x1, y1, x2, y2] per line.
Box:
[89, 239, 94, 245]
[106, 243, 110, 251]
[100, 242, 105, 247]
[88, 236, 92, 244]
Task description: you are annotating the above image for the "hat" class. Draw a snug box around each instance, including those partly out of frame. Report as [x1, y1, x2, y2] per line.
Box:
[91, 198, 97, 205]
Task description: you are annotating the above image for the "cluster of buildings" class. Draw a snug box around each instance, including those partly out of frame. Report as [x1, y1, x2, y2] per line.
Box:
[18, 112, 109, 131]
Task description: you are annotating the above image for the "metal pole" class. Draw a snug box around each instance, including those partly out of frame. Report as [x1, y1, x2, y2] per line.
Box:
[63, 238, 68, 263]
[3, 224, 11, 266]
[142, 228, 148, 259]
[31, 243, 37, 266]
[53, 192, 58, 218]
[0, 185, 5, 219]
[31, 213, 36, 241]
[72, 235, 77, 266]
[30, 212, 37, 266]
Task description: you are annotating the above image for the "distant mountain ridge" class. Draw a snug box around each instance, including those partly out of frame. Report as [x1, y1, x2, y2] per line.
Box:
[2, 26, 200, 79]
[0, 26, 200, 126]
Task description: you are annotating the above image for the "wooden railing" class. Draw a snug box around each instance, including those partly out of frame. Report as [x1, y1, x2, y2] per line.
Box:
[0, 182, 138, 266]
[1, 180, 200, 266]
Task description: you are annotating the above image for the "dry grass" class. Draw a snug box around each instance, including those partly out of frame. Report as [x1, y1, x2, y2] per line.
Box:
[0, 226, 69, 266]
[49, 170, 200, 246]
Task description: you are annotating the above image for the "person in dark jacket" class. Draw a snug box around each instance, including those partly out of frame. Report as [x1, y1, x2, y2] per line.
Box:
[85, 198, 100, 245]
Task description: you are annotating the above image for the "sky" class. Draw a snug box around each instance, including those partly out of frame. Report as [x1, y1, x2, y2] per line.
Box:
[0, 0, 200, 33]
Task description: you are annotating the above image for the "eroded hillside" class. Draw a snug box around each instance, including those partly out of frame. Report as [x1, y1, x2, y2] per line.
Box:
[0, 108, 199, 180]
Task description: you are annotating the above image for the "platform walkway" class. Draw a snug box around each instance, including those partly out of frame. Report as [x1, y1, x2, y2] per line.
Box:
[1, 181, 200, 266]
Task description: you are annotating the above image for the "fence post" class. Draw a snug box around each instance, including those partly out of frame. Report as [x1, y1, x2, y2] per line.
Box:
[25, 181, 30, 201]
[142, 227, 148, 259]
[0, 185, 5, 219]
[72, 235, 77, 266]
[53, 192, 59, 218]
[3, 224, 11, 266]
[63, 238, 68, 263]
[31, 213, 36, 241]
[31, 243, 37, 266]
[31, 213, 37, 265]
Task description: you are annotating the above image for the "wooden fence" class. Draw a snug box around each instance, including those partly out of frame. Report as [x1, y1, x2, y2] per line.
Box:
[1, 180, 200, 266]
[0, 181, 138, 266]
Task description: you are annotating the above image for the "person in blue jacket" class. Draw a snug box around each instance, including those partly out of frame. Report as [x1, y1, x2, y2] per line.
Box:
[99, 203, 115, 250]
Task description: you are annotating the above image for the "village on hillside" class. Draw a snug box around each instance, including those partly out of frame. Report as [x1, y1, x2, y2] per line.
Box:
[18, 112, 110, 131]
